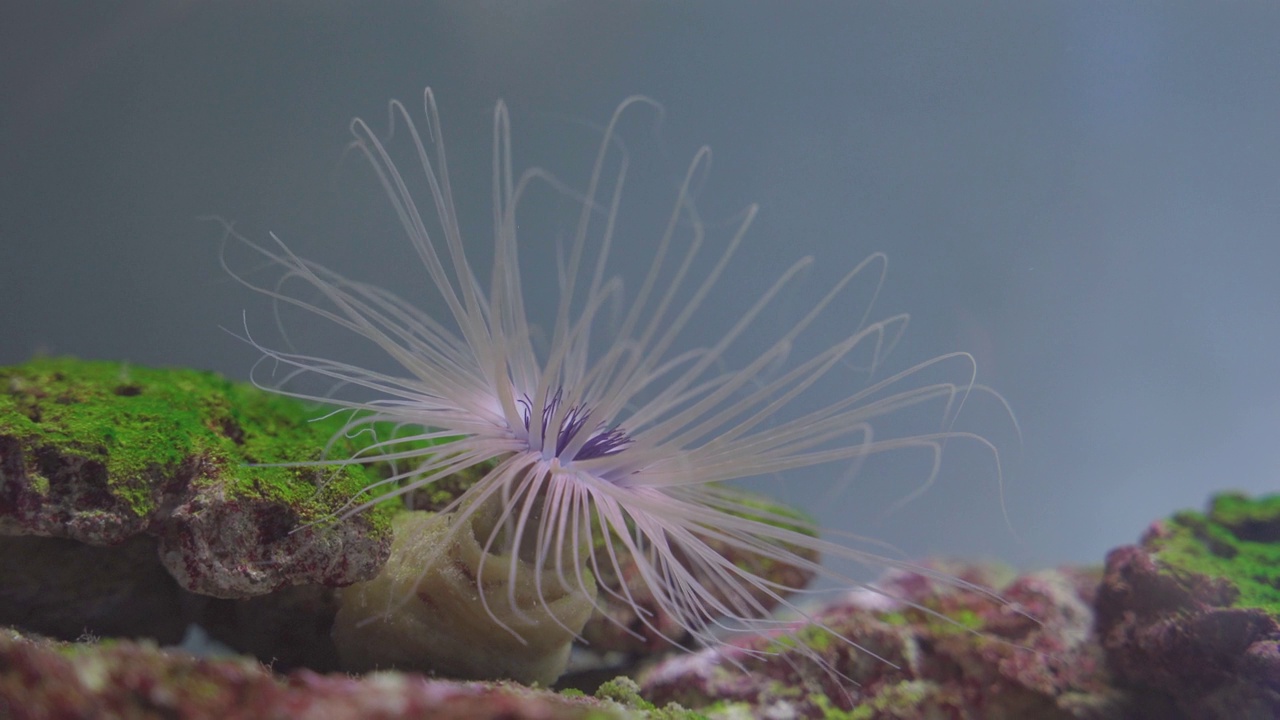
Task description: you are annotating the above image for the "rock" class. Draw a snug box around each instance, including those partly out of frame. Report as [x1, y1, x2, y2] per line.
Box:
[0, 357, 394, 598]
[7, 373, 1273, 719]
[1096, 492, 1280, 719]
[0, 358, 817, 682]
[640, 562, 1131, 719]
[0, 357, 400, 666]
[0, 628, 666, 719]
[0, 533, 189, 644]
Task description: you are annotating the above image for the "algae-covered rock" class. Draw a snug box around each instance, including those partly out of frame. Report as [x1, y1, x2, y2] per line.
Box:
[0, 356, 393, 598]
[640, 561, 1129, 719]
[1096, 492, 1280, 718]
[0, 357, 822, 683]
[0, 628, 659, 719]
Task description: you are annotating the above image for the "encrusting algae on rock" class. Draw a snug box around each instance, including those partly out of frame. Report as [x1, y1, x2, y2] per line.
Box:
[4, 356, 1277, 717]
[0, 356, 395, 597]
[1096, 492, 1280, 718]
[639, 561, 1129, 718]
[0, 356, 820, 685]
[0, 627, 683, 720]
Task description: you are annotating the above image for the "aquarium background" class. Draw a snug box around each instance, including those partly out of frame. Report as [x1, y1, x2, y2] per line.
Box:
[3, 1, 1278, 575]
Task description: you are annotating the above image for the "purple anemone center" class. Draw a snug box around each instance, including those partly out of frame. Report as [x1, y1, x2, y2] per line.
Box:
[517, 389, 632, 461]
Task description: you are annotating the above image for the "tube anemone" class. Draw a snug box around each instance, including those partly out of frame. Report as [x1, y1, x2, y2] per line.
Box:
[221, 88, 1007, 681]
[333, 501, 597, 685]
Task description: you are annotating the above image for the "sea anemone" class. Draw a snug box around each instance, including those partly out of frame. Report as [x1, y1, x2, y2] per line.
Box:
[219, 88, 1005, 683]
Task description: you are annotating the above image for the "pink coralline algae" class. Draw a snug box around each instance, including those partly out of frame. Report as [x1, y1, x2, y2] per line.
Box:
[1095, 493, 1280, 719]
[640, 562, 1130, 719]
[0, 629, 648, 720]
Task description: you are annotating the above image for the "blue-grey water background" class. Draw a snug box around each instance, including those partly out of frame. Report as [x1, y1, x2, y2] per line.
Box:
[3, 2, 1278, 578]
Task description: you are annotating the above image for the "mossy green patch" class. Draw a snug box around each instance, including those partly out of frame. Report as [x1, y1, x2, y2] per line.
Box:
[586, 485, 816, 552]
[0, 357, 471, 533]
[1148, 491, 1280, 614]
[843, 680, 934, 719]
[709, 485, 819, 539]
[811, 692, 861, 720]
[879, 611, 909, 626]
[934, 608, 983, 633]
[766, 622, 836, 655]
[594, 676, 704, 719]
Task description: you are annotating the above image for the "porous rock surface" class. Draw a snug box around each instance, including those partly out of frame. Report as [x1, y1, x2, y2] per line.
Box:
[0, 628, 653, 720]
[0, 357, 392, 599]
[640, 562, 1132, 719]
[6, 357, 1275, 718]
[0, 357, 816, 677]
[1095, 492, 1280, 719]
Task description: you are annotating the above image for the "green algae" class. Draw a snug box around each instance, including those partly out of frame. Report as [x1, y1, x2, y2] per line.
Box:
[843, 680, 935, 720]
[765, 621, 836, 656]
[0, 357, 470, 533]
[585, 485, 817, 554]
[713, 485, 819, 538]
[594, 677, 702, 720]
[1148, 491, 1280, 614]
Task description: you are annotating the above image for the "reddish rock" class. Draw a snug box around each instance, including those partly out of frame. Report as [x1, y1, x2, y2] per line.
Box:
[1095, 493, 1280, 719]
[640, 562, 1130, 719]
[0, 359, 392, 602]
[0, 629, 643, 720]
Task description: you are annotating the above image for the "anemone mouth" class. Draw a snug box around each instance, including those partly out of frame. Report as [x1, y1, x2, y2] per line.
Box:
[516, 388, 633, 462]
